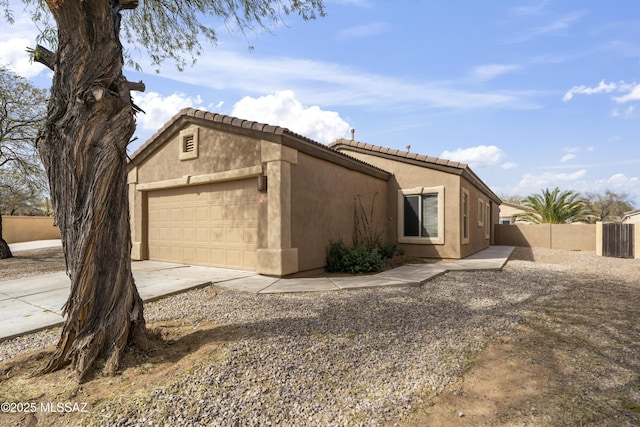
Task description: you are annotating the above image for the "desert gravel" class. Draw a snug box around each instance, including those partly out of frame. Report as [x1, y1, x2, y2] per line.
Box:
[1, 247, 638, 426]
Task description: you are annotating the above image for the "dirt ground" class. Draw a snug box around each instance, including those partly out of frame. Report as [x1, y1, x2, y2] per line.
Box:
[0, 247, 639, 426]
[0, 247, 66, 281]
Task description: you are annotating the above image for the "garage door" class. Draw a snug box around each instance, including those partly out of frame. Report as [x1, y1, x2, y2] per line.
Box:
[147, 179, 258, 270]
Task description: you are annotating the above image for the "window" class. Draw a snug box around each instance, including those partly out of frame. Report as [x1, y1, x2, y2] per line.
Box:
[461, 188, 469, 244]
[478, 198, 485, 227]
[179, 127, 199, 160]
[485, 203, 491, 239]
[398, 186, 444, 244]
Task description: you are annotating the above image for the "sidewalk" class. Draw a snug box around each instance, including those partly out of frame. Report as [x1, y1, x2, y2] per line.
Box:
[1, 242, 514, 341]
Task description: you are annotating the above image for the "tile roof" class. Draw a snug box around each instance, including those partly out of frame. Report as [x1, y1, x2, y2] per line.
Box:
[129, 108, 390, 180]
[329, 138, 501, 204]
[329, 138, 469, 169]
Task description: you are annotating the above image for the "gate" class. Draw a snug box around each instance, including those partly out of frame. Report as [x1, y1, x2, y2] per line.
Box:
[602, 223, 634, 258]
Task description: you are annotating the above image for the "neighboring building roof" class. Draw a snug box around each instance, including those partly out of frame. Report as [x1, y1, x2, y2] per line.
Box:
[129, 108, 390, 181]
[500, 202, 533, 211]
[329, 139, 501, 204]
[622, 209, 640, 221]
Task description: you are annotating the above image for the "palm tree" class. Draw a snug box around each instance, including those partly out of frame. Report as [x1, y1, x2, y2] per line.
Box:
[514, 187, 593, 224]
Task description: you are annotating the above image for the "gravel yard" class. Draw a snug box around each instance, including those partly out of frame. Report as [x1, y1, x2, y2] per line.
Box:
[0, 247, 639, 426]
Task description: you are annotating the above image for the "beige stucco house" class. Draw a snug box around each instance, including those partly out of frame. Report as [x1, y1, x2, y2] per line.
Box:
[128, 108, 501, 276]
[499, 202, 534, 224]
[622, 209, 640, 224]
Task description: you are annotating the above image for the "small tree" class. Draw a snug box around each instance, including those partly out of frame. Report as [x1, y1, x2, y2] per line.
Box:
[499, 194, 525, 205]
[0, 67, 48, 259]
[584, 190, 635, 223]
[514, 187, 592, 224]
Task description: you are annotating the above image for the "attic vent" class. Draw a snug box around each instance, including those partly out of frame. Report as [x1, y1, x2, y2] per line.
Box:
[183, 135, 195, 152]
[179, 127, 199, 161]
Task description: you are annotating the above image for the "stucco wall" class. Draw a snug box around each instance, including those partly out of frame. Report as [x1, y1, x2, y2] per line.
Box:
[290, 152, 389, 272]
[2, 216, 60, 243]
[332, 149, 497, 259]
[459, 177, 493, 258]
[136, 124, 262, 184]
[495, 224, 596, 251]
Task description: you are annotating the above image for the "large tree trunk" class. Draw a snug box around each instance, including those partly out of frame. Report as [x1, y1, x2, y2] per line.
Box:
[36, 0, 148, 382]
[0, 213, 12, 259]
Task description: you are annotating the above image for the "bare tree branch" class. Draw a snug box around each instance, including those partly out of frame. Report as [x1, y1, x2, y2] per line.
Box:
[29, 44, 56, 71]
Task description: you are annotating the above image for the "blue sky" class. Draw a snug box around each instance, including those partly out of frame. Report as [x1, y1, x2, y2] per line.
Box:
[2, 0, 639, 204]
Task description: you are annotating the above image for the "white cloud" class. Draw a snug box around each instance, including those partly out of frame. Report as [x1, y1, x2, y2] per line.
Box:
[132, 91, 204, 131]
[601, 173, 638, 188]
[231, 90, 350, 144]
[560, 153, 576, 163]
[517, 169, 588, 191]
[510, 1, 549, 16]
[613, 83, 640, 103]
[563, 80, 617, 102]
[501, 161, 518, 170]
[510, 11, 586, 43]
[440, 145, 505, 169]
[0, 37, 48, 78]
[509, 170, 640, 205]
[611, 105, 637, 119]
[564, 80, 640, 106]
[471, 64, 520, 81]
[139, 49, 535, 111]
[624, 106, 636, 119]
[0, 13, 48, 78]
[337, 22, 389, 40]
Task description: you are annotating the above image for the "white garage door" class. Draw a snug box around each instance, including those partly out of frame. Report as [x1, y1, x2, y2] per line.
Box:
[147, 179, 258, 270]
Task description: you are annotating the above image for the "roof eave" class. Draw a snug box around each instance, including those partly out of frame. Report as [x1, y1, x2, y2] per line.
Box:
[330, 141, 501, 204]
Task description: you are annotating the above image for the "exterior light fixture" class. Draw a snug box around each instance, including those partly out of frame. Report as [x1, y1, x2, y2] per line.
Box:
[257, 174, 268, 193]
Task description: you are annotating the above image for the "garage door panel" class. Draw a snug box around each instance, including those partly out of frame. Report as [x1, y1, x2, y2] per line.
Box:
[196, 206, 210, 221]
[147, 179, 258, 270]
[183, 247, 195, 263]
[227, 227, 243, 243]
[244, 226, 258, 245]
[170, 208, 181, 222]
[196, 227, 210, 242]
[210, 227, 224, 243]
[158, 227, 170, 241]
[150, 245, 171, 260]
[170, 227, 182, 242]
[210, 205, 224, 221]
[170, 246, 183, 261]
[183, 227, 195, 241]
[244, 207, 258, 222]
[182, 207, 194, 221]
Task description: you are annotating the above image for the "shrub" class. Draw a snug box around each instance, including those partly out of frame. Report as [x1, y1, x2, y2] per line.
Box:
[326, 240, 388, 274]
[379, 242, 404, 259]
[326, 240, 351, 273]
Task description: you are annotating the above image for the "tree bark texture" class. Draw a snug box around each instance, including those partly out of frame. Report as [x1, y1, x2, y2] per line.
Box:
[37, 0, 147, 381]
[0, 214, 12, 259]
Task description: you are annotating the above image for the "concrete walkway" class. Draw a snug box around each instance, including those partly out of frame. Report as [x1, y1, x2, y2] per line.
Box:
[1, 241, 514, 341]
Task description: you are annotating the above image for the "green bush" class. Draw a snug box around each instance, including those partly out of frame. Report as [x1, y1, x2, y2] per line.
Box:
[379, 242, 404, 259]
[326, 240, 350, 273]
[326, 240, 386, 274]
